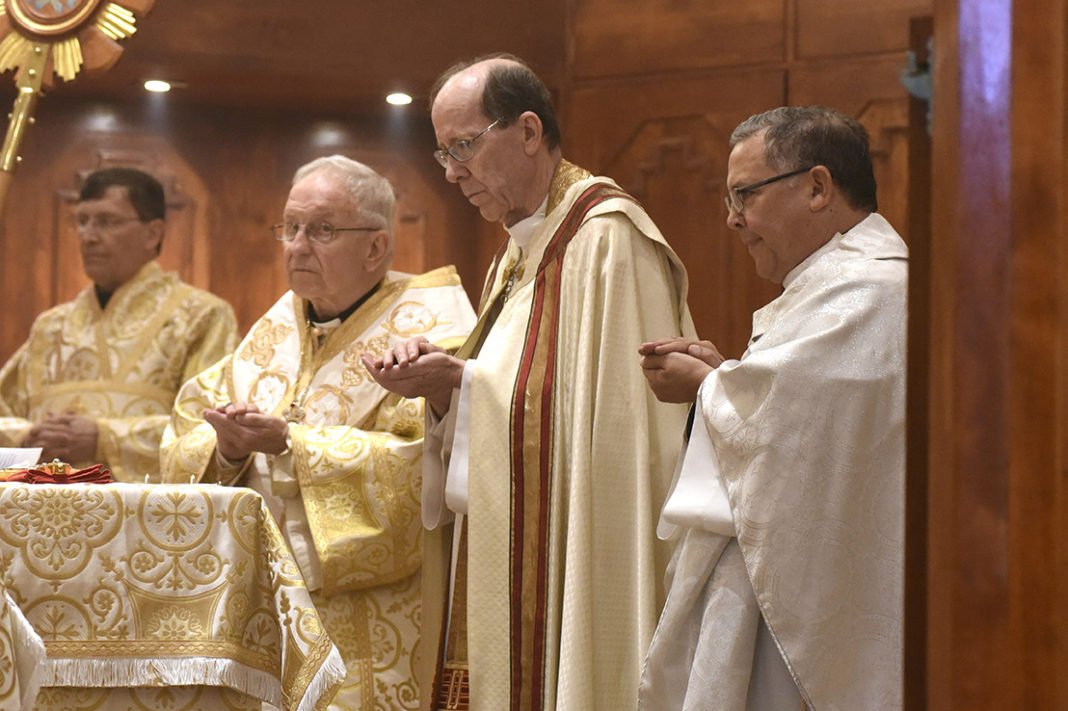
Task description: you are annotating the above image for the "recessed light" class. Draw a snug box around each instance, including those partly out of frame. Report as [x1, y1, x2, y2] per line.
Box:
[386, 92, 412, 106]
[144, 80, 171, 93]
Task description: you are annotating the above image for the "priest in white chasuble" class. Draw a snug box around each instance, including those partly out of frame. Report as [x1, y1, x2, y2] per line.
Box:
[638, 106, 907, 710]
[161, 155, 476, 711]
[0, 167, 238, 482]
[364, 55, 693, 711]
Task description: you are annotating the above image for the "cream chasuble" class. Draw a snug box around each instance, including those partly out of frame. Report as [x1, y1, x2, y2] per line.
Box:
[422, 162, 694, 711]
[161, 266, 475, 711]
[639, 213, 908, 710]
[0, 261, 238, 482]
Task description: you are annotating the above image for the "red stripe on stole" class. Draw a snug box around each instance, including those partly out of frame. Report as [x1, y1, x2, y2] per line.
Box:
[507, 183, 633, 709]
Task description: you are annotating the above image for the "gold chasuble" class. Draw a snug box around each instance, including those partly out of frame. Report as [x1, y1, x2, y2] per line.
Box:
[162, 267, 476, 711]
[0, 262, 238, 481]
[423, 162, 694, 711]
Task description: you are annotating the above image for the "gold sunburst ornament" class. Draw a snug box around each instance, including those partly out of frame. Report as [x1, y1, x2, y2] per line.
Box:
[0, 0, 154, 212]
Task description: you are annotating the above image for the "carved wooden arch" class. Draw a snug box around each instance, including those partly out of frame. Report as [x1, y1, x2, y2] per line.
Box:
[50, 133, 210, 304]
[601, 114, 733, 199]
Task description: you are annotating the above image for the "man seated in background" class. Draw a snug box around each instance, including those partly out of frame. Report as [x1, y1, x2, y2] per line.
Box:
[161, 155, 476, 710]
[0, 167, 238, 481]
[638, 105, 907, 710]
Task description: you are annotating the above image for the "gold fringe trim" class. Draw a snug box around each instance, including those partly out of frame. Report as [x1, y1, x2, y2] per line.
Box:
[44, 657, 291, 708]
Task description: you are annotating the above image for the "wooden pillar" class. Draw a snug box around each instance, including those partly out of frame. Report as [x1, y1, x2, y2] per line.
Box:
[919, 0, 1067, 707]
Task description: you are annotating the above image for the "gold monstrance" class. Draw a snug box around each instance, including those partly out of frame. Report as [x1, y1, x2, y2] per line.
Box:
[0, 0, 154, 213]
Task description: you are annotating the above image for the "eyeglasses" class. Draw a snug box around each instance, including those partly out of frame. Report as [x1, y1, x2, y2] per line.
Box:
[75, 214, 143, 234]
[272, 222, 381, 244]
[724, 166, 812, 213]
[433, 119, 499, 168]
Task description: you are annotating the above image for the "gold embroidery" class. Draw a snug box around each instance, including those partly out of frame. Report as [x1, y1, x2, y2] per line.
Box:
[0, 485, 341, 708]
[381, 300, 444, 337]
[341, 335, 390, 387]
[546, 159, 592, 214]
[239, 318, 292, 367]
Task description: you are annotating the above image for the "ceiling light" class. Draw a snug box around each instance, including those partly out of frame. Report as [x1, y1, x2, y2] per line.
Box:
[386, 92, 412, 106]
[144, 80, 171, 93]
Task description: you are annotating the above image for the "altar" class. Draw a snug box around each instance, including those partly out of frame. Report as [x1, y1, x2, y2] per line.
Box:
[0, 483, 345, 710]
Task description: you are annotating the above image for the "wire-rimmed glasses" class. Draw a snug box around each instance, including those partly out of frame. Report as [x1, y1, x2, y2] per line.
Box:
[433, 119, 500, 168]
[272, 222, 381, 244]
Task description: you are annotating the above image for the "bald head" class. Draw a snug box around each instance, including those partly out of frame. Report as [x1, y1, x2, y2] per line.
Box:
[430, 54, 562, 226]
[430, 54, 561, 150]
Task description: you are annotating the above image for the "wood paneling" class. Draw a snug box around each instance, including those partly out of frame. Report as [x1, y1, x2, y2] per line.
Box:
[41, 0, 568, 114]
[571, 0, 783, 78]
[921, 0, 1068, 706]
[566, 69, 783, 358]
[904, 17, 932, 710]
[796, 0, 931, 58]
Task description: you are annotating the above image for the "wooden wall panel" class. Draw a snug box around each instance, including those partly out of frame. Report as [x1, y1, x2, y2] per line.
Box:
[0, 98, 483, 362]
[921, 0, 1068, 706]
[796, 0, 931, 58]
[566, 70, 784, 358]
[571, 0, 784, 78]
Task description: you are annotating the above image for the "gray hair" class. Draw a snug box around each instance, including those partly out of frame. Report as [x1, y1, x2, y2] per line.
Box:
[730, 106, 878, 212]
[292, 155, 397, 234]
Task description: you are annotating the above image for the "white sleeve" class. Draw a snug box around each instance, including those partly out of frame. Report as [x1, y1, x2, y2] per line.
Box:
[422, 360, 474, 528]
[657, 375, 736, 539]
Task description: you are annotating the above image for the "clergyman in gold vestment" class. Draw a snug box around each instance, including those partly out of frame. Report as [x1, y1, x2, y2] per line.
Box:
[366, 56, 694, 711]
[161, 155, 476, 711]
[0, 167, 238, 482]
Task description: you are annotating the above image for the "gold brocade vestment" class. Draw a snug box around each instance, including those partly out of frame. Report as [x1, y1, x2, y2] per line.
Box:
[0, 261, 238, 481]
[162, 267, 476, 711]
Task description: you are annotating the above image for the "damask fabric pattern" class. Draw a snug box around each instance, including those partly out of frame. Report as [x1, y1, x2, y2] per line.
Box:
[0, 573, 46, 711]
[639, 213, 908, 710]
[0, 261, 238, 482]
[161, 267, 477, 711]
[0, 482, 347, 711]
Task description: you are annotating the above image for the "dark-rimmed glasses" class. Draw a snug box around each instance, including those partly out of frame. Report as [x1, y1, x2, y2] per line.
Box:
[433, 119, 499, 168]
[272, 222, 381, 245]
[724, 166, 812, 213]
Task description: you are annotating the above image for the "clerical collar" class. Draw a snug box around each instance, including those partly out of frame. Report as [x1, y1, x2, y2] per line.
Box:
[306, 281, 381, 325]
[94, 284, 112, 309]
[505, 195, 548, 249]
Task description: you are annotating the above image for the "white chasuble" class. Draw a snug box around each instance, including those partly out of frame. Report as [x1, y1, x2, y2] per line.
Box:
[162, 266, 476, 711]
[421, 161, 694, 711]
[639, 213, 908, 711]
[0, 261, 238, 481]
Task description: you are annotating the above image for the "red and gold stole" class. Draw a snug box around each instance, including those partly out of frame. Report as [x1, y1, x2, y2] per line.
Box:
[433, 161, 637, 711]
[506, 179, 635, 709]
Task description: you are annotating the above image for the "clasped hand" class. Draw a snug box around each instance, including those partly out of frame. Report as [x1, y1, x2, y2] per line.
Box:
[639, 337, 725, 403]
[21, 412, 98, 464]
[203, 403, 288, 462]
[361, 336, 464, 416]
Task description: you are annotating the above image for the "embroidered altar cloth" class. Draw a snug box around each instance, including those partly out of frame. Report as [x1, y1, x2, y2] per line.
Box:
[0, 483, 345, 711]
